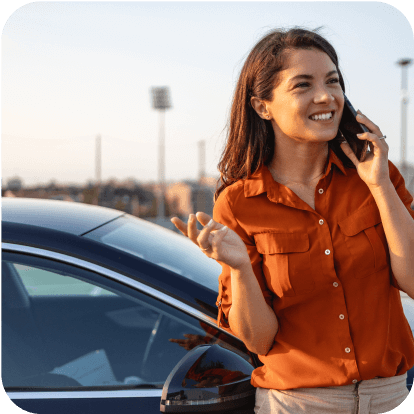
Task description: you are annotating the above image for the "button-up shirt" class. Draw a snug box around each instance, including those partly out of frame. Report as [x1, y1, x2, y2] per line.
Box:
[213, 149, 414, 390]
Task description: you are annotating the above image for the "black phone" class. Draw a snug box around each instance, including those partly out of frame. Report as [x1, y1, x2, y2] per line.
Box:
[340, 93, 370, 135]
[338, 93, 369, 161]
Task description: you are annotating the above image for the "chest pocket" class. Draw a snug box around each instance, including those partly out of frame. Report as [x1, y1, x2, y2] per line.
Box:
[254, 232, 314, 297]
[338, 205, 388, 278]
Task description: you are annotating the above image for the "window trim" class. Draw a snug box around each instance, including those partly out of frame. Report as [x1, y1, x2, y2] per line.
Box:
[2, 242, 225, 332]
[2, 242, 245, 399]
[7, 389, 162, 400]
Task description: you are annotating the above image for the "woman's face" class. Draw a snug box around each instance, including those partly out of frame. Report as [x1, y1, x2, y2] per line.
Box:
[265, 48, 344, 144]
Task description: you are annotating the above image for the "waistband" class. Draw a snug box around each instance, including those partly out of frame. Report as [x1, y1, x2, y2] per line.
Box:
[292, 373, 408, 396]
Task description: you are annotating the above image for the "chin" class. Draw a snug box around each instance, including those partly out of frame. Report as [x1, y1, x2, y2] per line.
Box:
[311, 127, 339, 142]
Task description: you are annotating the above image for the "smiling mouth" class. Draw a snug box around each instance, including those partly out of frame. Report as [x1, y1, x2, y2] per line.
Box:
[309, 111, 335, 121]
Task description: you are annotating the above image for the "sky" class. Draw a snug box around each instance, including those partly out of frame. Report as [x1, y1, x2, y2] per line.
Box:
[2, 1, 414, 188]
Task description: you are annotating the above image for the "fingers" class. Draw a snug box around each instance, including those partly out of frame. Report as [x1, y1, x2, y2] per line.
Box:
[197, 218, 223, 250]
[356, 131, 389, 154]
[187, 214, 199, 244]
[340, 138, 359, 166]
[197, 219, 219, 249]
[172, 213, 228, 254]
[340, 111, 387, 164]
[171, 215, 200, 246]
[356, 111, 382, 136]
[195, 211, 212, 226]
[170, 217, 188, 236]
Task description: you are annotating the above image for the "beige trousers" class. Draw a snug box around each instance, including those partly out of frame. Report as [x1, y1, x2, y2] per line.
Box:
[254, 373, 409, 414]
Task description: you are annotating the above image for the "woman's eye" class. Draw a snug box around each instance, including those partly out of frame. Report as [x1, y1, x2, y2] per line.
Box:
[294, 78, 338, 89]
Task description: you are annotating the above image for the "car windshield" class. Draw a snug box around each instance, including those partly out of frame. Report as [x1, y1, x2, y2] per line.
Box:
[84, 214, 221, 292]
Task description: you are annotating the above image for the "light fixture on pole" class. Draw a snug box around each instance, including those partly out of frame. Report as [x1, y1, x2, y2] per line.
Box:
[150, 86, 172, 219]
[396, 58, 412, 181]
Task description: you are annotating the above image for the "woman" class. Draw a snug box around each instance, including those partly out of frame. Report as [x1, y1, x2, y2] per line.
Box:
[172, 27, 414, 414]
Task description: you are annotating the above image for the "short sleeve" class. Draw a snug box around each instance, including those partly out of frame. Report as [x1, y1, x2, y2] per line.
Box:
[388, 161, 414, 290]
[213, 189, 274, 330]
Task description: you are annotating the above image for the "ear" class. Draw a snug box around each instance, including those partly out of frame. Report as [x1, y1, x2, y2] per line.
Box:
[250, 97, 271, 120]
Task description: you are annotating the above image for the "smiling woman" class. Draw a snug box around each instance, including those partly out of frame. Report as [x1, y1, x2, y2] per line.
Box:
[171, 27, 414, 414]
[248, 47, 346, 210]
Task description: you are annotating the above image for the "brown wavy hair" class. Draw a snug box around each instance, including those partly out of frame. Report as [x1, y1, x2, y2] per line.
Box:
[214, 27, 365, 202]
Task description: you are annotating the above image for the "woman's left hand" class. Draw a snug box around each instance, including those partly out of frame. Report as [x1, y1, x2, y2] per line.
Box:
[340, 110, 390, 189]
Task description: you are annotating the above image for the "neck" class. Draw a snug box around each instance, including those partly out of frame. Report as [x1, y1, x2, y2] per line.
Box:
[268, 140, 329, 185]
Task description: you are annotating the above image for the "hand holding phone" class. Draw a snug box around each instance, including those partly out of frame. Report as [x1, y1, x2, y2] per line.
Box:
[339, 93, 369, 161]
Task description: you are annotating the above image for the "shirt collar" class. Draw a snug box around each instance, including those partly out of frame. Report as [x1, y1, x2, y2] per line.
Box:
[244, 148, 347, 200]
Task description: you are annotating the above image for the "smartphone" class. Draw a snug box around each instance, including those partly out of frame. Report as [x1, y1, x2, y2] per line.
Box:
[339, 93, 369, 161]
[340, 93, 370, 135]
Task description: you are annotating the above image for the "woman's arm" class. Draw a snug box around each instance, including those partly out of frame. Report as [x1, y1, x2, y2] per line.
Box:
[171, 212, 279, 355]
[228, 261, 279, 355]
[340, 111, 414, 298]
[369, 181, 414, 298]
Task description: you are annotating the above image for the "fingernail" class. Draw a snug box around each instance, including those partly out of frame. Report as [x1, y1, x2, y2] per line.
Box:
[221, 226, 228, 231]
[207, 219, 213, 226]
[357, 133, 363, 137]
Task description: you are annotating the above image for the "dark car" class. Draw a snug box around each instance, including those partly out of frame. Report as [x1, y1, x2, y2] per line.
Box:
[1, 197, 259, 414]
[2, 198, 413, 414]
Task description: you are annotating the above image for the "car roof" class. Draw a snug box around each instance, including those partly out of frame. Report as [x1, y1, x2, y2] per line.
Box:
[2, 197, 124, 235]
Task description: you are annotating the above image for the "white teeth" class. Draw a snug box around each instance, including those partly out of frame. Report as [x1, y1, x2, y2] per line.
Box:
[311, 112, 333, 121]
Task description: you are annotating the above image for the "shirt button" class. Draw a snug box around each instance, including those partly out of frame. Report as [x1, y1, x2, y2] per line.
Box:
[339, 314, 345, 320]
[325, 249, 331, 255]
[352, 379, 358, 384]
[345, 347, 351, 353]
[318, 188, 324, 194]
[333, 282, 339, 287]
[319, 219, 324, 225]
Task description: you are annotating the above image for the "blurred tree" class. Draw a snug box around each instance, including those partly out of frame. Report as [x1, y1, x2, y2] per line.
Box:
[7, 176, 23, 192]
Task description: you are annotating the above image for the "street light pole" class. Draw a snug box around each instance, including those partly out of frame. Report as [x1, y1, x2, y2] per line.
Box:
[397, 58, 412, 180]
[158, 109, 166, 218]
[150, 87, 172, 220]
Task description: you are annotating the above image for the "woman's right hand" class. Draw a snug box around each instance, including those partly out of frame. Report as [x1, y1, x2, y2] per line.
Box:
[171, 212, 251, 270]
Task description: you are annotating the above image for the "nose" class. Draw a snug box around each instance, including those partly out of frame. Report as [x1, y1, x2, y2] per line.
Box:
[313, 85, 335, 104]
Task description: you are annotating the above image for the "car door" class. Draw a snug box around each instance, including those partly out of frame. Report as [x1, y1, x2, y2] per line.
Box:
[2, 245, 254, 414]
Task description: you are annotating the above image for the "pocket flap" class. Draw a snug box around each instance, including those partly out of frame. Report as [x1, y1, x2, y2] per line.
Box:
[254, 232, 309, 254]
[338, 205, 382, 236]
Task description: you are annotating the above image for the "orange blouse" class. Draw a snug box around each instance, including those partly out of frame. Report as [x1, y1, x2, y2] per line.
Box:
[213, 149, 414, 390]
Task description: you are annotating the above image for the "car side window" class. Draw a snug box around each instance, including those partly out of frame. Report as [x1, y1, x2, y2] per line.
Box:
[13, 263, 116, 296]
[2, 251, 252, 391]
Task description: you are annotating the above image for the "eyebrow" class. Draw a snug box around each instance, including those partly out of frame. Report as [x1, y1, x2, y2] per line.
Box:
[288, 70, 338, 83]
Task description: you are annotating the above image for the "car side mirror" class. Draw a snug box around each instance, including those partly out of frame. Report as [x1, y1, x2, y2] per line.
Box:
[160, 344, 255, 413]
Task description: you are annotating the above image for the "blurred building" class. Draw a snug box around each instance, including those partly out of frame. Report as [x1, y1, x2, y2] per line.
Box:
[145, 177, 218, 232]
[166, 178, 217, 218]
